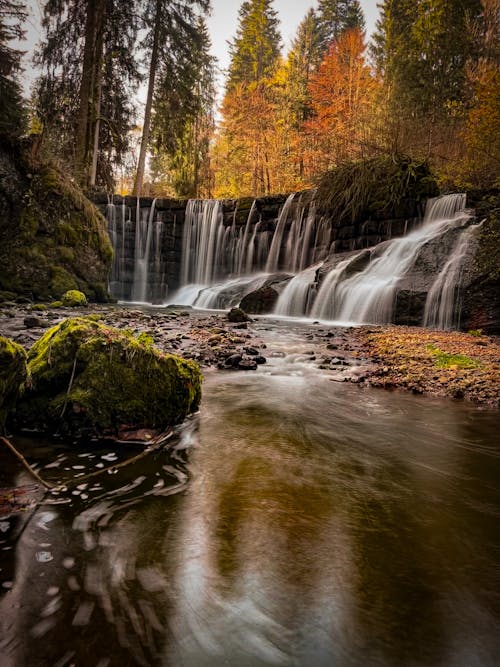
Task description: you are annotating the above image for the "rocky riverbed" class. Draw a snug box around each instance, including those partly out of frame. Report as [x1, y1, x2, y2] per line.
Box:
[1, 302, 499, 410]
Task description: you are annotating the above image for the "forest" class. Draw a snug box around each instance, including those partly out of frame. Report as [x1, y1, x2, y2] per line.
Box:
[1, 0, 498, 199]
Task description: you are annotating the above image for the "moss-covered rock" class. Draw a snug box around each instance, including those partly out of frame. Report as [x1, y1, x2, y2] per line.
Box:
[0, 139, 112, 302]
[62, 290, 88, 307]
[15, 318, 202, 437]
[0, 336, 27, 428]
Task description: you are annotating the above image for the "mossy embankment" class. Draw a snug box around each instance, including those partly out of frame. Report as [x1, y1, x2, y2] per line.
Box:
[0, 336, 27, 428]
[12, 317, 202, 437]
[0, 138, 112, 302]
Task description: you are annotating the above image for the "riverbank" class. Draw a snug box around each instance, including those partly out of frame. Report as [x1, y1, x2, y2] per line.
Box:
[0, 303, 498, 410]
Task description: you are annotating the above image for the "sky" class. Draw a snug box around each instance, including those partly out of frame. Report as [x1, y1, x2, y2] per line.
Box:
[208, 0, 380, 79]
[21, 1, 380, 96]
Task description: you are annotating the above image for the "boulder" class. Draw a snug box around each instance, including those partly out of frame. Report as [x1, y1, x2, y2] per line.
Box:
[227, 307, 251, 323]
[0, 336, 27, 427]
[14, 317, 202, 437]
[239, 286, 279, 314]
[62, 289, 88, 307]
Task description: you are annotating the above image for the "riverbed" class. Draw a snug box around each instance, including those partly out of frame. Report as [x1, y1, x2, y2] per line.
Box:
[1, 320, 500, 666]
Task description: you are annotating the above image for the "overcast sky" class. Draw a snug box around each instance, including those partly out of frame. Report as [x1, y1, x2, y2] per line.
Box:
[21, 1, 380, 99]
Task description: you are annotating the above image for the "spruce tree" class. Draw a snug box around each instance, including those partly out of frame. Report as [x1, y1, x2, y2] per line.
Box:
[35, 0, 140, 189]
[0, 0, 27, 138]
[132, 0, 212, 196]
[227, 0, 281, 91]
[315, 0, 365, 58]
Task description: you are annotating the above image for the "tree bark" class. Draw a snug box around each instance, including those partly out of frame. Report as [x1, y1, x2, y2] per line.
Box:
[133, 0, 162, 197]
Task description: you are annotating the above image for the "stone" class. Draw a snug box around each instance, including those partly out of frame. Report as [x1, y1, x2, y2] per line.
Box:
[0, 336, 27, 426]
[239, 286, 279, 314]
[238, 358, 258, 371]
[62, 290, 88, 307]
[23, 316, 44, 328]
[227, 307, 251, 323]
[15, 317, 202, 437]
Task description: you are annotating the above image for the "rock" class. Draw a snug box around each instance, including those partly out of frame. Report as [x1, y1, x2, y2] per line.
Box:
[238, 358, 258, 371]
[227, 307, 251, 323]
[239, 286, 279, 314]
[23, 315, 44, 328]
[244, 346, 259, 356]
[232, 322, 248, 330]
[254, 355, 267, 365]
[0, 336, 27, 426]
[223, 353, 243, 368]
[14, 317, 202, 437]
[62, 290, 88, 307]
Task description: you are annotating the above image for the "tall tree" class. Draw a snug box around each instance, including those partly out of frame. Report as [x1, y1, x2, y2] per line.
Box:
[306, 27, 376, 172]
[133, 0, 211, 196]
[35, 0, 139, 189]
[316, 0, 365, 58]
[226, 0, 281, 91]
[213, 0, 282, 196]
[149, 17, 216, 197]
[0, 0, 27, 137]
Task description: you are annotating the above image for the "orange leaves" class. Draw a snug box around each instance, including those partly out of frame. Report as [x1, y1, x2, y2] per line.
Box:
[305, 28, 377, 170]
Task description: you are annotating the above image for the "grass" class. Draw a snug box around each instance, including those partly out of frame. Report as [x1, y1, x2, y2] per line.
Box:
[427, 344, 480, 369]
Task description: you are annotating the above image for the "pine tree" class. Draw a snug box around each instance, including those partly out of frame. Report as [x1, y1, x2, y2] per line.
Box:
[0, 0, 27, 137]
[132, 0, 211, 196]
[149, 17, 216, 198]
[35, 0, 139, 188]
[316, 0, 365, 58]
[226, 0, 281, 91]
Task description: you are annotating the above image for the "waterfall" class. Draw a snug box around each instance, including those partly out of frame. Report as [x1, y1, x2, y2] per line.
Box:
[104, 191, 476, 328]
[131, 199, 157, 303]
[303, 194, 473, 324]
[274, 264, 320, 317]
[423, 224, 480, 330]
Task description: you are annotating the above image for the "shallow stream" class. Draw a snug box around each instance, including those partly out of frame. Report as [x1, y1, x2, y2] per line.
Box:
[1, 320, 499, 666]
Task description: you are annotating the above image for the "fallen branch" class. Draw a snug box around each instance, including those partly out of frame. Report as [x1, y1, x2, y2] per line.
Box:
[0, 435, 54, 490]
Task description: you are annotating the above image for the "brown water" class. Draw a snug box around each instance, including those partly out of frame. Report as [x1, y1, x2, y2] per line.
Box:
[1, 322, 500, 667]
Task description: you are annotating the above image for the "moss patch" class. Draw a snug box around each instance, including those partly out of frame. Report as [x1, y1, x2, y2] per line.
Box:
[0, 141, 112, 302]
[0, 336, 27, 427]
[315, 156, 439, 225]
[62, 290, 88, 307]
[16, 317, 202, 437]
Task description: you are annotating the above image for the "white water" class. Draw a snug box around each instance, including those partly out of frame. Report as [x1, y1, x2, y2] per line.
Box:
[423, 223, 480, 329]
[131, 199, 158, 303]
[274, 263, 320, 317]
[282, 193, 472, 325]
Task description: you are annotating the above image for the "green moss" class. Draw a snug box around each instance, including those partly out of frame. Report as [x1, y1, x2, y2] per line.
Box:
[62, 290, 87, 307]
[31, 304, 48, 311]
[0, 336, 27, 427]
[427, 345, 480, 369]
[50, 300, 64, 308]
[18, 318, 202, 436]
[315, 156, 439, 224]
[50, 267, 79, 297]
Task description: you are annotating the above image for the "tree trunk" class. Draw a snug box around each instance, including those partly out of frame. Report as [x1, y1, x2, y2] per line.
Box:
[75, 0, 105, 189]
[90, 19, 104, 187]
[133, 0, 162, 197]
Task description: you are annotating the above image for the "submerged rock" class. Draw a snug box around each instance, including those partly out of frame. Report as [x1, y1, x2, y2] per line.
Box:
[15, 317, 202, 437]
[0, 336, 27, 427]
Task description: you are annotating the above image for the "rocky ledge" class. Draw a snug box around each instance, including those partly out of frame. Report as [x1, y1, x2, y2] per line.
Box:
[0, 303, 498, 413]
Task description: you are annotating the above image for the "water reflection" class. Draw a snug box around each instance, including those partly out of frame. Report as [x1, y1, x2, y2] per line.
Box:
[1, 337, 500, 666]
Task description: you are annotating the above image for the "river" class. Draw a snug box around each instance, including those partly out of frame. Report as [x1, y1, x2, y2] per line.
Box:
[1, 320, 499, 667]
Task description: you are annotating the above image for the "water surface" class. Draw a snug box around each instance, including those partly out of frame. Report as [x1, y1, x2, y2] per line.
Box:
[1, 322, 499, 666]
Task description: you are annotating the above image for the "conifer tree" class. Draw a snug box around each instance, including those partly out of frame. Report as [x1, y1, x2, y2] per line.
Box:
[132, 0, 211, 196]
[0, 0, 27, 137]
[226, 0, 281, 91]
[35, 0, 139, 189]
[315, 0, 365, 58]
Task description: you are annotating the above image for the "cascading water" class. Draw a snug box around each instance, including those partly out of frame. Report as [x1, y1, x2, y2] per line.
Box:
[423, 223, 480, 330]
[277, 193, 473, 326]
[105, 190, 476, 330]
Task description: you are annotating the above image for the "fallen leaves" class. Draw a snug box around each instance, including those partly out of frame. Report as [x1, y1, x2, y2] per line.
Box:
[353, 326, 500, 408]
